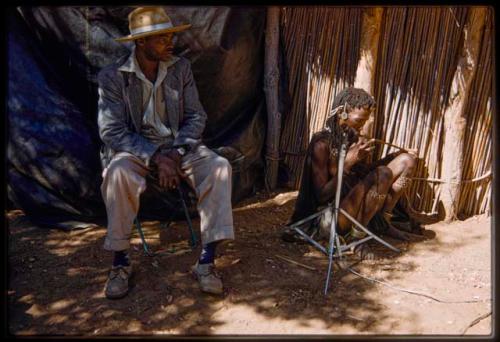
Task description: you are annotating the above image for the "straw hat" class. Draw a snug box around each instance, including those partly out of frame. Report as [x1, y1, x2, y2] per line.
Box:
[115, 7, 191, 42]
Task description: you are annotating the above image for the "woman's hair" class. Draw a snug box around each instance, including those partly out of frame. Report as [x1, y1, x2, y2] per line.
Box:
[331, 87, 376, 110]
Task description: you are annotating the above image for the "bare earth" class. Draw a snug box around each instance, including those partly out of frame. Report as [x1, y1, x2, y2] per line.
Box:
[7, 190, 492, 336]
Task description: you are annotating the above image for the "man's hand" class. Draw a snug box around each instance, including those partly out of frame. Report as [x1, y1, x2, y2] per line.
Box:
[165, 148, 182, 166]
[165, 148, 188, 180]
[152, 152, 180, 189]
[152, 149, 187, 189]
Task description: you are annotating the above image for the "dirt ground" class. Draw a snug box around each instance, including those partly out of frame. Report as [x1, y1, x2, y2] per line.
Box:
[7, 190, 492, 336]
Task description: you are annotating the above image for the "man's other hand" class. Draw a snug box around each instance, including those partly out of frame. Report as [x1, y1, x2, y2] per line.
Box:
[152, 150, 188, 189]
[165, 148, 188, 180]
[152, 152, 179, 189]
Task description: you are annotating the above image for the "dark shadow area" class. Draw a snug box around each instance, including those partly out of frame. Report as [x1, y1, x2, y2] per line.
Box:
[7, 6, 267, 228]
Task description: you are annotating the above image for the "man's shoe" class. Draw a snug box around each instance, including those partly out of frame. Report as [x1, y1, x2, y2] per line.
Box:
[192, 262, 223, 295]
[104, 265, 132, 299]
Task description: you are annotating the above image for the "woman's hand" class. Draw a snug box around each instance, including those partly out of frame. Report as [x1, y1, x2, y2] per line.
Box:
[345, 138, 375, 165]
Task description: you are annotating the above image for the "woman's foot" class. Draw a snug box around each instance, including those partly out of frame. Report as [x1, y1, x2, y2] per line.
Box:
[390, 219, 413, 233]
[384, 224, 410, 241]
[352, 243, 376, 260]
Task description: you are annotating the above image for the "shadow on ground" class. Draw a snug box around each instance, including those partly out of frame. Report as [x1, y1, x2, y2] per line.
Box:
[7, 190, 438, 335]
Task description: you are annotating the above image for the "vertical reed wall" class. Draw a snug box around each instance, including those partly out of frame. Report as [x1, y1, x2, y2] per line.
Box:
[279, 6, 493, 219]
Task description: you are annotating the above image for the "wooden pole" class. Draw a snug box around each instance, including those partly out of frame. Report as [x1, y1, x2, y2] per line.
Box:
[355, 8, 383, 140]
[441, 7, 486, 221]
[264, 6, 281, 190]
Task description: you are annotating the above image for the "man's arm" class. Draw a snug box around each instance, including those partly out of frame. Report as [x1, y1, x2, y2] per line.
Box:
[172, 60, 207, 151]
[97, 69, 159, 166]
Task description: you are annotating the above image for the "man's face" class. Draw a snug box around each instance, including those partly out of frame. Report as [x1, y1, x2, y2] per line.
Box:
[340, 106, 373, 132]
[139, 33, 175, 62]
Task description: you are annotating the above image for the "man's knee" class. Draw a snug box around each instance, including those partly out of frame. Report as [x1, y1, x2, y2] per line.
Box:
[104, 158, 141, 185]
[212, 156, 232, 176]
[107, 159, 131, 177]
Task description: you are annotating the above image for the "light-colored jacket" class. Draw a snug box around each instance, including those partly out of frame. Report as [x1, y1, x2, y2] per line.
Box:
[97, 53, 207, 168]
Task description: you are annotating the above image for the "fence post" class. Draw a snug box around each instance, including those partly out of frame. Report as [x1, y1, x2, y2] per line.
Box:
[441, 8, 486, 221]
[355, 8, 384, 142]
[264, 6, 281, 191]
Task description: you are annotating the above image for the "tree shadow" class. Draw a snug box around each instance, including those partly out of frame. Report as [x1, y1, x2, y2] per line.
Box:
[8, 190, 441, 335]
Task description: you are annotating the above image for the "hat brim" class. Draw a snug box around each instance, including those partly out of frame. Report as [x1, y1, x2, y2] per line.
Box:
[115, 24, 192, 42]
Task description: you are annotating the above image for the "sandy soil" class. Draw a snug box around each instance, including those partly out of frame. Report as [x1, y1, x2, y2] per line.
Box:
[7, 190, 492, 336]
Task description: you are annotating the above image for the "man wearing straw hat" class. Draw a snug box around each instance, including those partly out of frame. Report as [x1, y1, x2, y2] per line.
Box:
[282, 88, 421, 259]
[98, 7, 234, 299]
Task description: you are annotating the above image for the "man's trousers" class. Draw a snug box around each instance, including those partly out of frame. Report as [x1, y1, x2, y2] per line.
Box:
[101, 144, 235, 251]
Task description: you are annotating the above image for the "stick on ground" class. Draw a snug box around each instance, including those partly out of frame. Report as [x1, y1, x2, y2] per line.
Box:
[461, 311, 492, 335]
[275, 254, 317, 271]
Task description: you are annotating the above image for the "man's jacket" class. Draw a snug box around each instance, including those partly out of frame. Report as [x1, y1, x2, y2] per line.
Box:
[97, 53, 207, 169]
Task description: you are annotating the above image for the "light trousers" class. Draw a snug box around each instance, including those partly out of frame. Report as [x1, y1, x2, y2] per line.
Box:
[101, 144, 235, 251]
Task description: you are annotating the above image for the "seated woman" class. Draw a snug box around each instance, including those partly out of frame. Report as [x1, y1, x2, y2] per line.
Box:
[282, 87, 420, 259]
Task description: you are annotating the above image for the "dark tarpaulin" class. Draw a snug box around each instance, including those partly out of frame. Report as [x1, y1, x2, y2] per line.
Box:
[7, 6, 267, 229]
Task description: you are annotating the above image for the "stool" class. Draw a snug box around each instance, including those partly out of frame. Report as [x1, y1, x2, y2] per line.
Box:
[132, 145, 246, 257]
[135, 185, 198, 257]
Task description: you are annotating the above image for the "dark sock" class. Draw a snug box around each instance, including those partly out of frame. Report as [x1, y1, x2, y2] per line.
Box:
[198, 241, 219, 264]
[113, 250, 130, 267]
